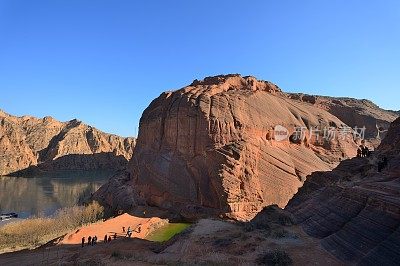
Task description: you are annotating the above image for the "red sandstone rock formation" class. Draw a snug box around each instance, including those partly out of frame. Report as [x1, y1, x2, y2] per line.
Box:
[286, 117, 400, 264]
[289, 93, 398, 142]
[94, 74, 398, 220]
[0, 110, 135, 176]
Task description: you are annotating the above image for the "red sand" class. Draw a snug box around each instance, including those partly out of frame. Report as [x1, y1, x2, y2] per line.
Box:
[59, 213, 167, 245]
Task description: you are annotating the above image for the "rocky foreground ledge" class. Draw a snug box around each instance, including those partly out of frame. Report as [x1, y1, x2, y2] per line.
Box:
[286, 116, 400, 264]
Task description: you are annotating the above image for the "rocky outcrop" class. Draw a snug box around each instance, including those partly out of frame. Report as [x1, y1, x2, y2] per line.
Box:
[96, 74, 390, 220]
[286, 117, 400, 264]
[289, 94, 398, 142]
[0, 110, 135, 175]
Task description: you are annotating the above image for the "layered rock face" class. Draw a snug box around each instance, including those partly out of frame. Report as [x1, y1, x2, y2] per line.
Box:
[286, 117, 400, 264]
[0, 110, 135, 176]
[96, 74, 388, 220]
[289, 93, 398, 141]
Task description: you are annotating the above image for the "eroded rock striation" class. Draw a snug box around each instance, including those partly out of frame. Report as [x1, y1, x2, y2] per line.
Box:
[289, 93, 398, 141]
[286, 117, 400, 264]
[0, 110, 135, 175]
[94, 74, 399, 220]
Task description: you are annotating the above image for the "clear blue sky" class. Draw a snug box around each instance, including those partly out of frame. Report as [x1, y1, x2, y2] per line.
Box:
[0, 1, 399, 137]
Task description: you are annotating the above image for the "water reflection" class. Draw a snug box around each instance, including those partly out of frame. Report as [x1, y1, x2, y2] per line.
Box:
[0, 171, 112, 218]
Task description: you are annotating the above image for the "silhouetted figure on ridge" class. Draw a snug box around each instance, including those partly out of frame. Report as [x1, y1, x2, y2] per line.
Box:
[359, 140, 370, 157]
[362, 146, 370, 157]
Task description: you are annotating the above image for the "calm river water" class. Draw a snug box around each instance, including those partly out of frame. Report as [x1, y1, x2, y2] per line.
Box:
[0, 171, 112, 218]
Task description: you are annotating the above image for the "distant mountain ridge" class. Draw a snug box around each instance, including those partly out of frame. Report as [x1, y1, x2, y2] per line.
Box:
[0, 110, 135, 176]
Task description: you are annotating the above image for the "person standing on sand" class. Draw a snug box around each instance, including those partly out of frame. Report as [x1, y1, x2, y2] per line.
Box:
[88, 236, 92, 246]
[82, 237, 85, 247]
[122, 226, 125, 233]
[108, 235, 112, 242]
[104, 235, 107, 243]
[127, 227, 133, 238]
[114, 233, 117, 239]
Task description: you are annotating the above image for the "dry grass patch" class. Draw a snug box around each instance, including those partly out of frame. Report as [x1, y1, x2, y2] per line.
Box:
[0, 201, 103, 253]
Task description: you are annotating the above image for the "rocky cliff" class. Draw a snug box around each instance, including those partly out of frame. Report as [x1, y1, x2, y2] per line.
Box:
[286, 117, 400, 264]
[94, 74, 396, 220]
[0, 110, 135, 176]
[289, 93, 398, 141]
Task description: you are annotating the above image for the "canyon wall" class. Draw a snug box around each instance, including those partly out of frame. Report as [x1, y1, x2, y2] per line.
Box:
[286, 117, 400, 264]
[0, 110, 135, 176]
[289, 93, 398, 141]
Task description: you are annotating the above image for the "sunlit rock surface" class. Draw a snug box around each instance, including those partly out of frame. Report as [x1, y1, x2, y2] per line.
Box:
[0, 110, 135, 175]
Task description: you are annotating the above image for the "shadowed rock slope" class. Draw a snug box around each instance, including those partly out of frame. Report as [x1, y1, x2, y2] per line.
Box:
[286, 117, 400, 264]
[94, 74, 397, 220]
[0, 110, 135, 176]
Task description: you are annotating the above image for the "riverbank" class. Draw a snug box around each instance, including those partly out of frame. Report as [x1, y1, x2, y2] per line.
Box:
[0, 202, 104, 253]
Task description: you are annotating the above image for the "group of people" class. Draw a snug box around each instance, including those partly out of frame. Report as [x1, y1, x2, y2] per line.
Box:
[104, 233, 117, 243]
[81, 235, 97, 247]
[80, 225, 140, 247]
[122, 225, 139, 238]
[81, 233, 117, 247]
[357, 141, 371, 157]
[356, 141, 389, 173]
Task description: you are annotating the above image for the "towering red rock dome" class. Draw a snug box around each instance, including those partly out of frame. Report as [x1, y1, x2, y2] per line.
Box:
[94, 74, 397, 220]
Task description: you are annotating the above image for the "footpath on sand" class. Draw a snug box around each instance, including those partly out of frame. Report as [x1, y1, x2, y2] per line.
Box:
[59, 213, 168, 245]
